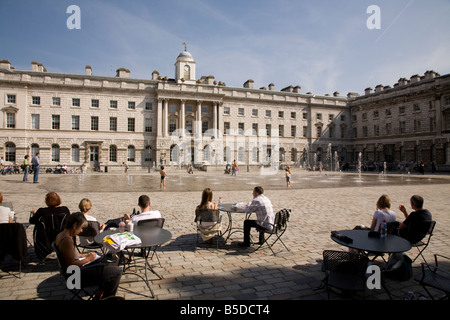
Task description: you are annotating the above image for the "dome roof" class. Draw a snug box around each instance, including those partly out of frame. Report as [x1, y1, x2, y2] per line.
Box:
[177, 50, 194, 61]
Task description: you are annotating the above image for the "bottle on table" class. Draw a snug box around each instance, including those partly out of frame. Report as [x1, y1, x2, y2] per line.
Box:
[218, 197, 222, 209]
[380, 220, 387, 237]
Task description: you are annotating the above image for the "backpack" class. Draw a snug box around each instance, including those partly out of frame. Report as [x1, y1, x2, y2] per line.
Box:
[385, 253, 413, 281]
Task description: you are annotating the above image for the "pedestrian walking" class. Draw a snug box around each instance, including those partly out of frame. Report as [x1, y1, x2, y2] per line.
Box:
[23, 155, 31, 181]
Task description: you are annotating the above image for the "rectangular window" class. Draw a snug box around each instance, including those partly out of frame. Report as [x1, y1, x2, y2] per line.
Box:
[186, 105, 193, 113]
[7, 94, 16, 104]
[169, 104, 177, 113]
[223, 107, 230, 115]
[385, 108, 391, 116]
[252, 109, 258, 117]
[317, 126, 322, 137]
[303, 112, 308, 120]
[386, 123, 391, 135]
[265, 110, 271, 117]
[374, 124, 379, 136]
[91, 99, 99, 108]
[202, 106, 208, 114]
[52, 115, 60, 130]
[238, 123, 244, 135]
[32, 96, 40, 105]
[91, 116, 99, 130]
[6, 113, 15, 128]
[145, 118, 152, 132]
[291, 112, 296, 119]
[399, 121, 406, 134]
[31, 114, 40, 129]
[329, 126, 334, 138]
[252, 123, 258, 135]
[72, 98, 80, 107]
[202, 121, 208, 134]
[224, 122, 230, 135]
[279, 125, 284, 137]
[72, 115, 80, 130]
[110, 100, 118, 109]
[399, 106, 405, 114]
[266, 124, 271, 136]
[363, 126, 368, 137]
[414, 119, 421, 133]
[145, 102, 152, 110]
[316, 113, 322, 121]
[329, 114, 334, 121]
[303, 126, 308, 138]
[52, 97, 61, 106]
[169, 119, 177, 133]
[238, 108, 244, 116]
[127, 118, 135, 132]
[128, 101, 136, 109]
[278, 111, 284, 118]
[110, 117, 117, 131]
[186, 120, 193, 133]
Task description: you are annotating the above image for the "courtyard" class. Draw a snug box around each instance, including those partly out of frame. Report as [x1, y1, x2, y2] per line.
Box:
[1, 168, 449, 303]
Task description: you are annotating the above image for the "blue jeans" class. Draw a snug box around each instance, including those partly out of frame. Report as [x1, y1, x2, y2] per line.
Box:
[23, 167, 29, 181]
[33, 166, 40, 183]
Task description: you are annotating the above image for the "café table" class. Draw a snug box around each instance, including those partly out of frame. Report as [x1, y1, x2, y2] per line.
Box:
[218, 203, 250, 244]
[94, 225, 172, 298]
[330, 229, 412, 262]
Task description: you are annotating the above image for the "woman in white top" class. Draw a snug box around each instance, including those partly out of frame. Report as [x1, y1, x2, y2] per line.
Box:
[370, 194, 397, 232]
[0, 193, 13, 223]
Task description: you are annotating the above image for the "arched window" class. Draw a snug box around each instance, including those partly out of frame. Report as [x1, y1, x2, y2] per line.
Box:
[170, 144, 180, 163]
[71, 144, 80, 162]
[203, 145, 212, 163]
[5, 142, 15, 162]
[109, 145, 117, 162]
[291, 148, 297, 162]
[31, 144, 40, 158]
[224, 146, 231, 163]
[51, 144, 60, 162]
[238, 147, 245, 162]
[252, 147, 259, 163]
[127, 146, 135, 162]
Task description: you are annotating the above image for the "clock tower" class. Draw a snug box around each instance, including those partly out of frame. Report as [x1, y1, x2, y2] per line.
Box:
[175, 43, 196, 84]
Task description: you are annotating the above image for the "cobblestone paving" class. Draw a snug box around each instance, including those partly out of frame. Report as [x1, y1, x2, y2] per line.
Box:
[1, 169, 449, 301]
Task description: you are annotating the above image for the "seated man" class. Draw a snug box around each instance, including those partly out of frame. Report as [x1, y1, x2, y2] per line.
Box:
[238, 186, 275, 247]
[104, 195, 161, 230]
[398, 195, 432, 244]
[125, 195, 161, 226]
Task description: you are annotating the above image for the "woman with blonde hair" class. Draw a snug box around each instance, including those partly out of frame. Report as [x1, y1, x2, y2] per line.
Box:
[370, 194, 397, 232]
[195, 188, 221, 244]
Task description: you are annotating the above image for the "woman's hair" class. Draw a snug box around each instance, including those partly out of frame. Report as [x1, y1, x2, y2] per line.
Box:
[78, 198, 92, 213]
[45, 192, 62, 207]
[0, 192, 3, 203]
[199, 188, 213, 209]
[376, 194, 391, 209]
[65, 212, 87, 230]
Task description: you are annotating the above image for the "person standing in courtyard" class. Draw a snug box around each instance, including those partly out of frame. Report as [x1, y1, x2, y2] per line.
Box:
[238, 186, 275, 247]
[285, 166, 291, 188]
[22, 154, 31, 182]
[123, 162, 128, 176]
[31, 152, 40, 183]
[160, 166, 167, 190]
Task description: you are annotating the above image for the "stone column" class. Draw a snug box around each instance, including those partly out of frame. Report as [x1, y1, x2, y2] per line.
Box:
[180, 99, 186, 136]
[157, 98, 163, 137]
[196, 100, 202, 138]
[163, 99, 169, 137]
[213, 102, 218, 138]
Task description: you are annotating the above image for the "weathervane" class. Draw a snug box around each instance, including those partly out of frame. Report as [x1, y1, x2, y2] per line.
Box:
[183, 42, 187, 51]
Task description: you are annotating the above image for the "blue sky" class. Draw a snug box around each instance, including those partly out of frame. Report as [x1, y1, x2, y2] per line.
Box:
[1, 0, 449, 95]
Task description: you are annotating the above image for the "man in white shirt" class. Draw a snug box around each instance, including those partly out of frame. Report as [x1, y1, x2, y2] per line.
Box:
[126, 195, 161, 226]
[239, 186, 275, 247]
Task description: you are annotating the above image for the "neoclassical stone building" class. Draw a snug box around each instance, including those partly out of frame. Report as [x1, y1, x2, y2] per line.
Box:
[1, 50, 449, 172]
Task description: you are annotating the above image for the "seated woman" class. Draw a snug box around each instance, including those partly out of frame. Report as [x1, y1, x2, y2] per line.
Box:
[78, 198, 106, 246]
[29, 192, 70, 224]
[195, 188, 221, 244]
[0, 193, 13, 223]
[55, 212, 122, 299]
[370, 194, 397, 232]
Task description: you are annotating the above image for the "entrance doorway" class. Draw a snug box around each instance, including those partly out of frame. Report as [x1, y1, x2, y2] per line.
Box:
[90, 146, 99, 168]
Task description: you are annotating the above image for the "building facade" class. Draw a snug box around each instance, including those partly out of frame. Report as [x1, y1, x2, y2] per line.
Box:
[1, 50, 449, 172]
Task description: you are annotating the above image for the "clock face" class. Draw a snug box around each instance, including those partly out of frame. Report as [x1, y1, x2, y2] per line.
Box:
[184, 65, 190, 72]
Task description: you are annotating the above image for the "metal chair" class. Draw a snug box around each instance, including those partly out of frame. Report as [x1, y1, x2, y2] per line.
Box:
[414, 254, 450, 300]
[32, 213, 68, 262]
[254, 208, 290, 255]
[409, 220, 436, 263]
[137, 218, 166, 266]
[77, 220, 103, 253]
[322, 250, 369, 299]
[0, 223, 28, 278]
[52, 242, 101, 300]
[194, 208, 222, 248]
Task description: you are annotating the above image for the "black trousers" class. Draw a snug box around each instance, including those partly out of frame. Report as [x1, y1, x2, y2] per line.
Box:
[80, 262, 122, 298]
[243, 220, 266, 245]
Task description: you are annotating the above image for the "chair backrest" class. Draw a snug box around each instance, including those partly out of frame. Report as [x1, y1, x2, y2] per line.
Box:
[323, 250, 369, 275]
[273, 208, 290, 232]
[137, 218, 165, 228]
[51, 242, 68, 276]
[195, 208, 220, 224]
[79, 220, 100, 237]
[33, 213, 68, 260]
[0, 223, 27, 261]
[408, 220, 436, 244]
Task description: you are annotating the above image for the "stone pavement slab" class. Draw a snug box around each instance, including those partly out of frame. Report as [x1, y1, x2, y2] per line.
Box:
[1, 170, 449, 302]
